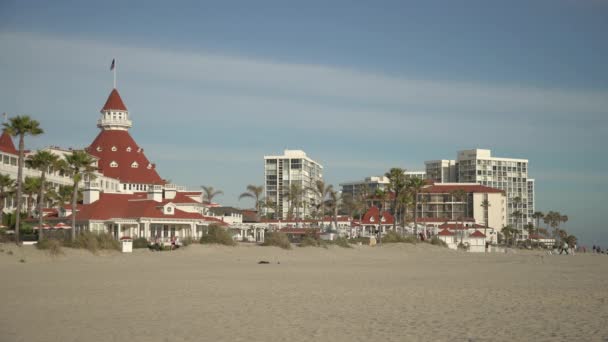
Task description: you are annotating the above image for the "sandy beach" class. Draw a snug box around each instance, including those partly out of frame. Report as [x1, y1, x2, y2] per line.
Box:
[0, 243, 607, 342]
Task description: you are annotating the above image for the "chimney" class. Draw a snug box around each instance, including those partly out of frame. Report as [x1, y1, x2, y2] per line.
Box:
[83, 181, 100, 204]
[147, 185, 163, 202]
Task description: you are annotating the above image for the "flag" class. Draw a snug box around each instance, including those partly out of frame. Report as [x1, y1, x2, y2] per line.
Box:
[110, 59, 115, 71]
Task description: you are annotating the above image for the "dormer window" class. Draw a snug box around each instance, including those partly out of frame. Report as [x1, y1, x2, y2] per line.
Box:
[137, 148, 142, 153]
[131, 161, 139, 168]
[110, 161, 118, 168]
[96, 146, 102, 152]
[370, 216, 375, 223]
[147, 164, 152, 169]
[126, 147, 132, 152]
[111, 146, 117, 152]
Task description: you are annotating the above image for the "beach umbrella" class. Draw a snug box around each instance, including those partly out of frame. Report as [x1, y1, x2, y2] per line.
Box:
[53, 222, 72, 229]
[33, 224, 52, 230]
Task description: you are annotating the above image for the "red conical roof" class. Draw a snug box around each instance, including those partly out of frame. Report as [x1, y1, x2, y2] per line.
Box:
[0, 130, 18, 155]
[87, 130, 164, 184]
[101, 88, 128, 111]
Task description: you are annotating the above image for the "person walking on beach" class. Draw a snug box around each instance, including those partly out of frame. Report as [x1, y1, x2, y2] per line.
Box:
[560, 241, 569, 255]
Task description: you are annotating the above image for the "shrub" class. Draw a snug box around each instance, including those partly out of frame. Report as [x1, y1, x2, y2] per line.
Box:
[97, 233, 120, 251]
[348, 237, 370, 245]
[37, 239, 64, 256]
[262, 232, 291, 250]
[381, 231, 417, 244]
[332, 237, 352, 248]
[428, 236, 448, 248]
[181, 237, 195, 246]
[133, 237, 149, 249]
[199, 225, 236, 246]
[299, 236, 320, 247]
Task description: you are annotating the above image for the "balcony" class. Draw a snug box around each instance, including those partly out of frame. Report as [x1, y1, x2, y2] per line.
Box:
[97, 118, 132, 128]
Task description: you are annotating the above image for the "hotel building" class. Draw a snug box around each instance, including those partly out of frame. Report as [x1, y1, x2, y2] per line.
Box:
[425, 149, 534, 232]
[340, 171, 426, 198]
[263, 149, 323, 220]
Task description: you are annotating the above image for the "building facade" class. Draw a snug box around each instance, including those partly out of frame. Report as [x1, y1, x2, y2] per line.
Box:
[340, 171, 426, 198]
[425, 149, 534, 235]
[263, 149, 323, 220]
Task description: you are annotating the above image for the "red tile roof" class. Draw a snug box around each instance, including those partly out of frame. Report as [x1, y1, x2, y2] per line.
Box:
[438, 223, 484, 230]
[421, 184, 504, 194]
[101, 88, 127, 111]
[67, 193, 212, 221]
[469, 230, 486, 238]
[0, 130, 17, 155]
[438, 229, 454, 236]
[416, 217, 475, 223]
[361, 206, 394, 225]
[87, 130, 164, 184]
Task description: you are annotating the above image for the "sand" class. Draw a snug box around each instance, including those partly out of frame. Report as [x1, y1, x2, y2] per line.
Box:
[0, 243, 607, 342]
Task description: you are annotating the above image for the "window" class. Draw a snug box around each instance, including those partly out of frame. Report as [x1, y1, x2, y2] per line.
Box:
[111, 146, 117, 152]
[96, 146, 102, 152]
[110, 161, 118, 168]
[147, 164, 152, 169]
[126, 147, 132, 152]
[131, 161, 139, 168]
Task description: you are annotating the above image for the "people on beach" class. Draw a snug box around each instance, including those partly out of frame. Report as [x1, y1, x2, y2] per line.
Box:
[559, 241, 569, 255]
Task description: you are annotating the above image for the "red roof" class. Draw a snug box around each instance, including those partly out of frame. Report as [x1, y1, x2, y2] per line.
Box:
[101, 88, 128, 111]
[469, 230, 486, 238]
[421, 184, 504, 194]
[0, 130, 17, 155]
[67, 193, 213, 221]
[416, 217, 475, 223]
[361, 206, 394, 225]
[87, 130, 164, 184]
[439, 223, 484, 230]
[438, 229, 454, 236]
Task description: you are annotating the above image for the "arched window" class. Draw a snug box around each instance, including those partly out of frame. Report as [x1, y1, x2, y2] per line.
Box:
[126, 147, 132, 152]
[110, 161, 118, 168]
[111, 146, 117, 152]
[96, 146, 102, 152]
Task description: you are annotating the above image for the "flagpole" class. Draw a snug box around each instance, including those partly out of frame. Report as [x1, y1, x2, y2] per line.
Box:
[113, 58, 117, 89]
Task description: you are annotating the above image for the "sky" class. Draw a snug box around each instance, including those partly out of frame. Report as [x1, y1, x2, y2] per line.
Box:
[0, 0, 607, 245]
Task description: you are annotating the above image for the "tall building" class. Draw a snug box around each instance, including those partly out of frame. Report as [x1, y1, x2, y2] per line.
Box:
[340, 171, 426, 198]
[264, 149, 323, 219]
[425, 149, 534, 233]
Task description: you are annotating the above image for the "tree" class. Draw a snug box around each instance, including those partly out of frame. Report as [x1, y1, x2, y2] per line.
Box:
[326, 188, 339, 231]
[543, 211, 568, 242]
[286, 183, 303, 220]
[0, 174, 15, 225]
[397, 190, 413, 233]
[3, 116, 44, 244]
[23, 176, 41, 218]
[408, 177, 427, 236]
[525, 223, 535, 243]
[64, 150, 96, 241]
[385, 168, 407, 232]
[532, 211, 544, 240]
[450, 189, 467, 243]
[309, 180, 333, 227]
[500, 225, 517, 246]
[512, 196, 523, 236]
[511, 210, 523, 242]
[201, 186, 223, 205]
[238, 184, 264, 214]
[26, 150, 61, 239]
[480, 199, 491, 238]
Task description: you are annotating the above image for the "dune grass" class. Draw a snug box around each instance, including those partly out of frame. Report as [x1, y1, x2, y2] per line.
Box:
[199, 225, 236, 246]
[36, 239, 64, 256]
[261, 232, 291, 250]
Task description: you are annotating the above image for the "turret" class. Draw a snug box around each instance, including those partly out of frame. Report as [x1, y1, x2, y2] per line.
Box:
[98, 88, 132, 131]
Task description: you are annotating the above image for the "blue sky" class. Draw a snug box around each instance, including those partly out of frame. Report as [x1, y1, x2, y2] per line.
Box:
[1, 0, 607, 245]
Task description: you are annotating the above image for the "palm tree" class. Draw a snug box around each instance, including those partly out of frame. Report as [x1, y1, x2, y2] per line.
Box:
[23, 176, 41, 218]
[385, 168, 407, 232]
[326, 189, 339, 231]
[480, 199, 491, 238]
[532, 211, 544, 240]
[511, 210, 523, 242]
[309, 180, 333, 227]
[3, 116, 44, 243]
[450, 189, 467, 242]
[512, 196, 523, 236]
[0, 174, 15, 225]
[65, 150, 96, 241]
[26, 150, 60, 238]
[238, 184, 264, 214]
[397, 190, 413, 234]
[408, 177, 426, 236]
[286, 183, 304, 220]
[501, 225, 516, 246]
[201, 185, 223, 205]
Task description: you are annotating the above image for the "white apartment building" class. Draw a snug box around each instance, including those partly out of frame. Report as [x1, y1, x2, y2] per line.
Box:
[424, 149, 534, 234]
[340, 171, 426, 198]
[263, 149, 323, 220]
